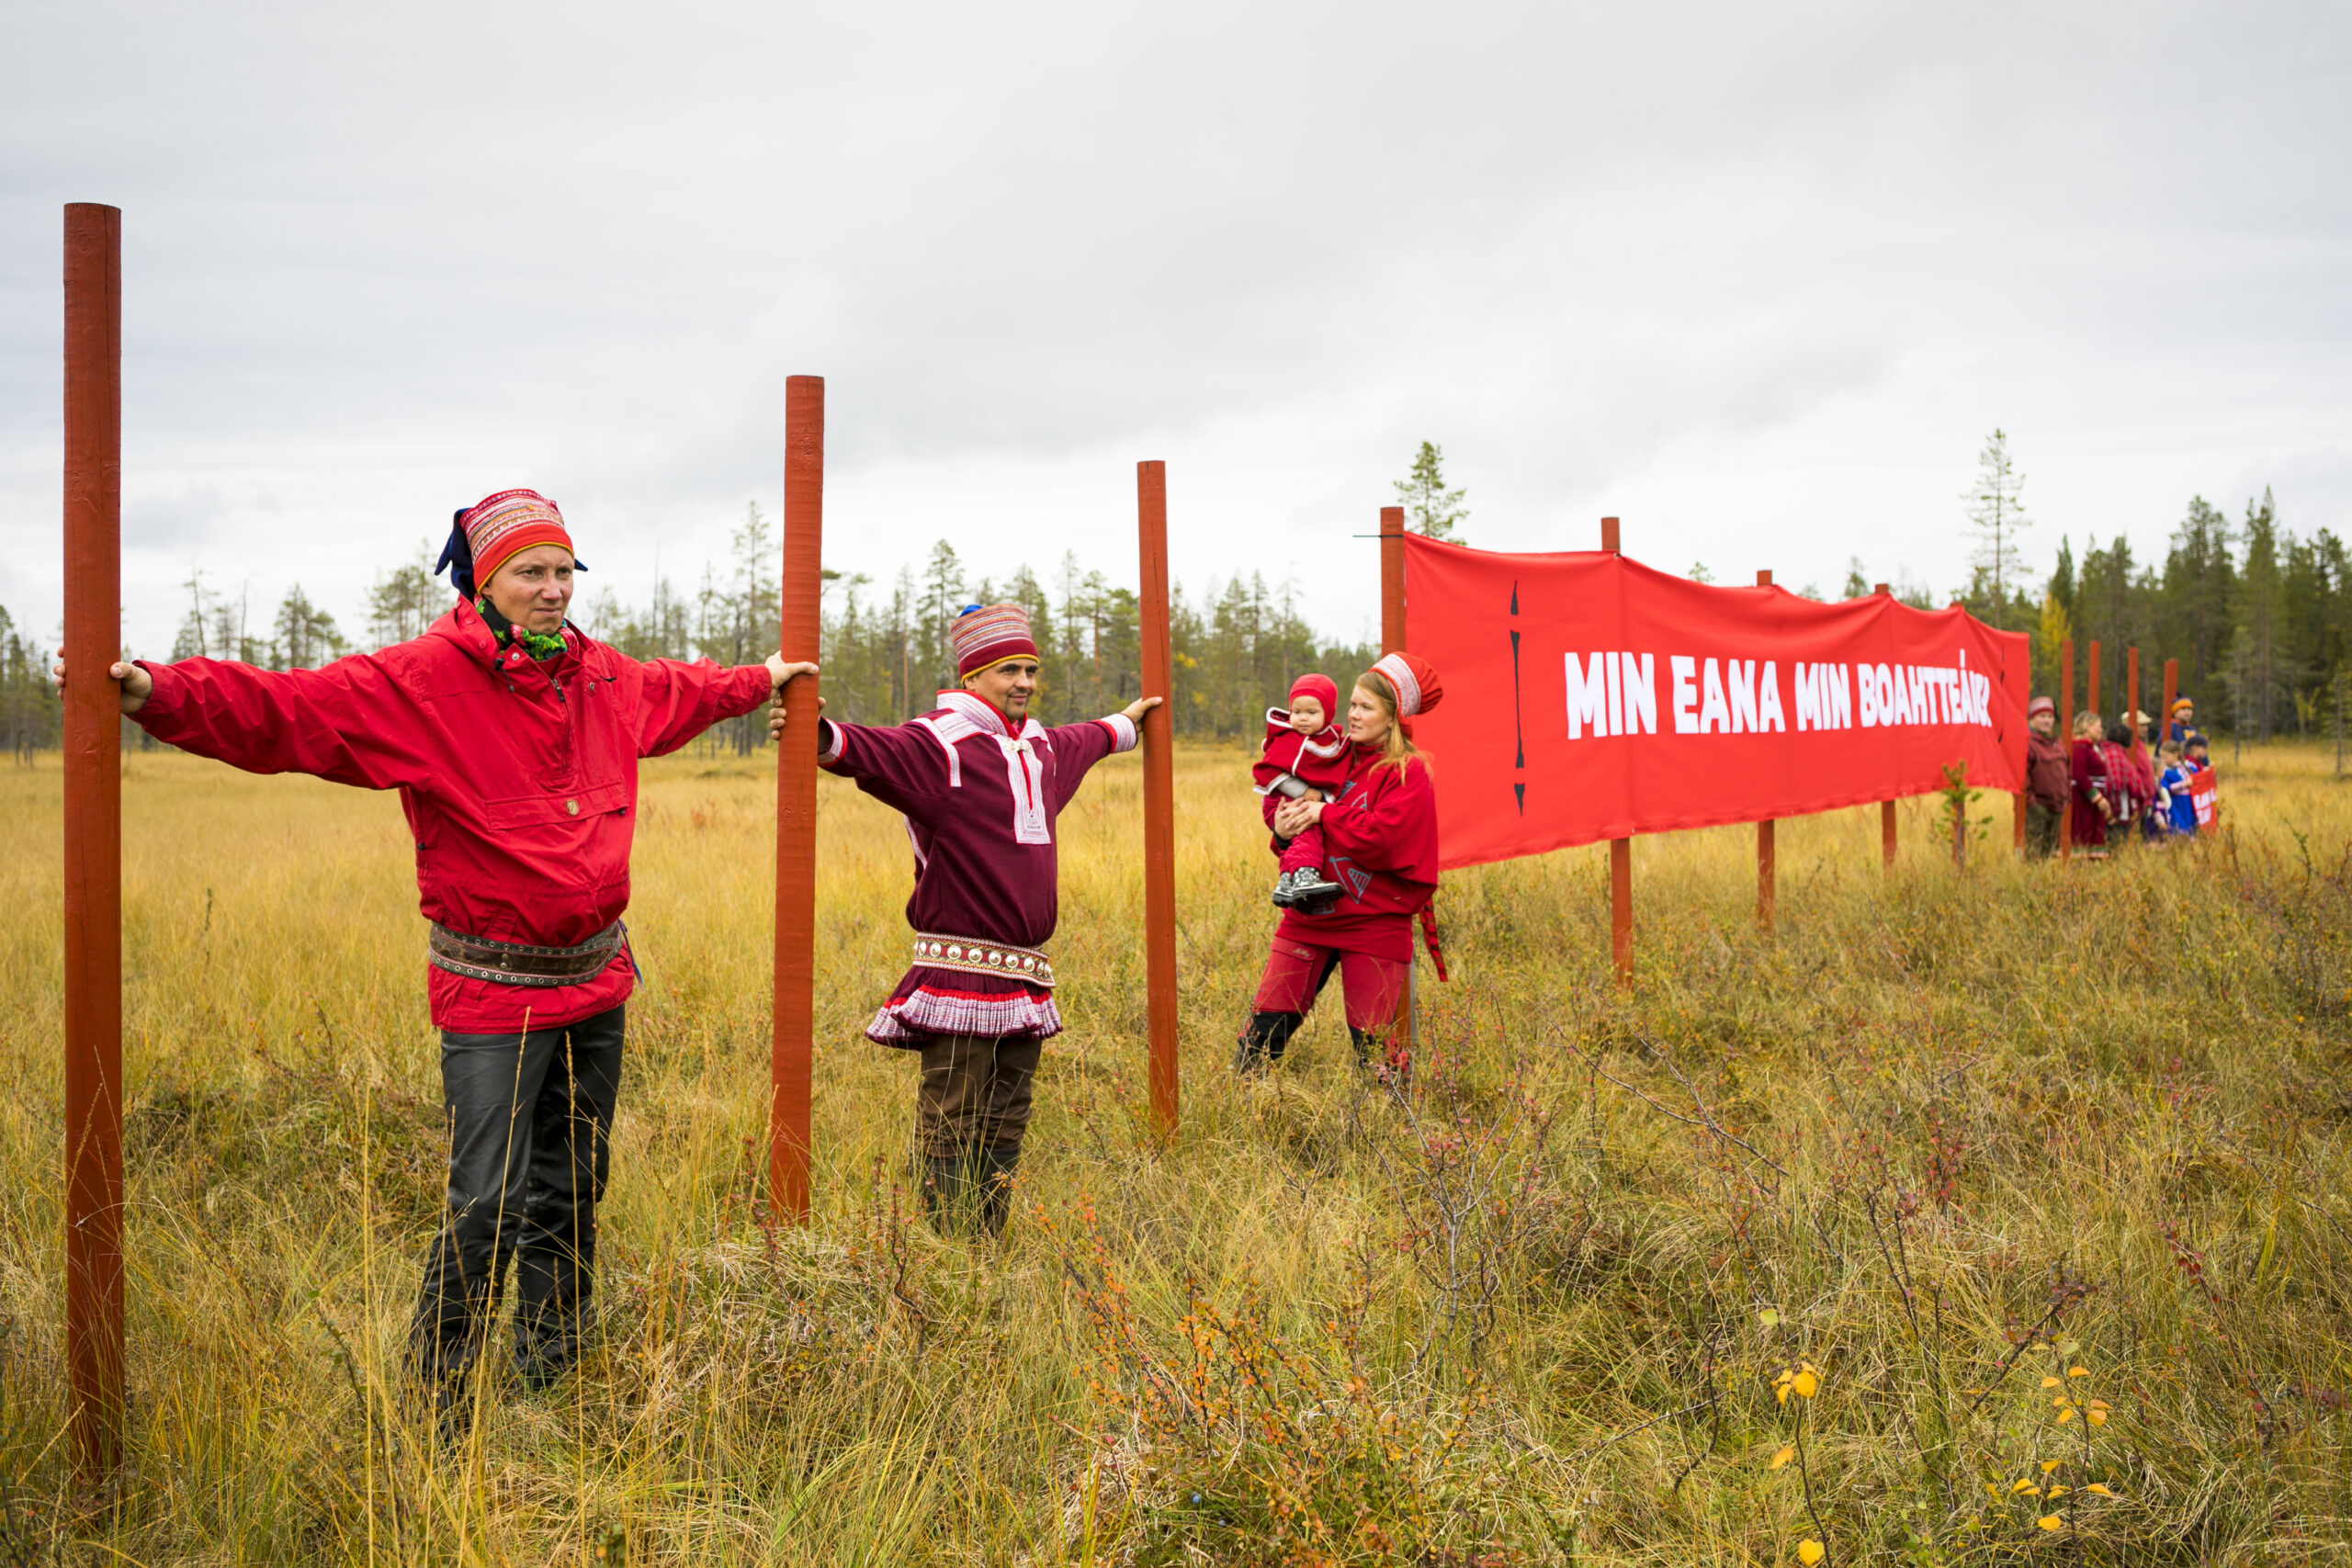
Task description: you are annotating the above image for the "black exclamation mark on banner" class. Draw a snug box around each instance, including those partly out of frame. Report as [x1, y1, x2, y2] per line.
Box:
[1510, 581, 1526, 815]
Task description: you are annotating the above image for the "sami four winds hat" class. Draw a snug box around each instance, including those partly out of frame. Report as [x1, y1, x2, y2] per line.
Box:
[434, 489, 587, 600]
[951, 604, 1040, 677]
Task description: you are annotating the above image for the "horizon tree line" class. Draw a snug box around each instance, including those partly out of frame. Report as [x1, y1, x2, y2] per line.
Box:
[3, 439, 2335, 757]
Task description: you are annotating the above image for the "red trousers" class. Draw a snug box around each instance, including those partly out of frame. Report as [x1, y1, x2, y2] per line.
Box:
[1250, 937, 1407, 1033]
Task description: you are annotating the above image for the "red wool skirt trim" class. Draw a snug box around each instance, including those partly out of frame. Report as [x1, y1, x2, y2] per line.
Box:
[866, 964, 1061, 1046]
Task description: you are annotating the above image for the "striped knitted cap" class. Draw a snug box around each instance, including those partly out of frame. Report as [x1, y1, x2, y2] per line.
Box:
[1367, 650, 1442, 718]
[462, 490, 574, 583]
[951, 603, 1039, 676]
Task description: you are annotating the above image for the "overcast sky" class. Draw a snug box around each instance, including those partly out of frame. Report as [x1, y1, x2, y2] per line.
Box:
[3, 1, 2346, 657]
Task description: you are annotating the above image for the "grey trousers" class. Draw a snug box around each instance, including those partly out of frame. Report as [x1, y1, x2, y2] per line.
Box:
[407, 1004, 625, 1394]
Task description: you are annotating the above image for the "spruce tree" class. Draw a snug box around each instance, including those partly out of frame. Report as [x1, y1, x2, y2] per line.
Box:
[1394, 441, 1468, 542]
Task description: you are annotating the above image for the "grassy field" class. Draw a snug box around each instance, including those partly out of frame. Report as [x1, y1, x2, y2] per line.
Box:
[2, 738, 2350, 1564]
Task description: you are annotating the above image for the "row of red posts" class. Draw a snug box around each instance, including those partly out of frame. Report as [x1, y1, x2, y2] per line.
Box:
[52, 204, 1186, 1477]
[49, 202, 2182, 1481]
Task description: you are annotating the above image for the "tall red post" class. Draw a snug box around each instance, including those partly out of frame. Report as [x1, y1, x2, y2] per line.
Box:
[770, 375, 822, 1224]
[2127, 646, 2143, 750]
[1876, 583, 1896, 871]
[1379, 505, 1420, 1045]
[1137, 463, 1178, 1139]
[1603, 517, 1632, 986]
[1380, 505, 1407, 649]
[2060, 639, 2075, 862]
[62, 201, 125, 1480]
[2163, 658, 2178, 743]
[1755, 569, 1776, 932]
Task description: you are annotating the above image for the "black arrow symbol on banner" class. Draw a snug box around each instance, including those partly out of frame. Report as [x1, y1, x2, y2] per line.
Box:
[1510, 581, 1525, 815]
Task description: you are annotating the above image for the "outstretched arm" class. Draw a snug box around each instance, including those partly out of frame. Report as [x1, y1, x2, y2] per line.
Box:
[631, 653, 798, 757]
[62, 653, 431, 790]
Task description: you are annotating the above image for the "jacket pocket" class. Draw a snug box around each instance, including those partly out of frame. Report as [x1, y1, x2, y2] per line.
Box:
[481, 781, 629, 831]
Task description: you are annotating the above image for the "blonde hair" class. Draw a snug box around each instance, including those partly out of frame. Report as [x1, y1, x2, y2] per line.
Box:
[2074, 710, 2103, 739]
[1354, 671, 1422, 774]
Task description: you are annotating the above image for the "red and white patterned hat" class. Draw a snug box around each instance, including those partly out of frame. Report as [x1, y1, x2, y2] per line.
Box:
[460, 490, 574, 583]
[951, 604, 1040, 677]
[1367, 651, 1442, 718]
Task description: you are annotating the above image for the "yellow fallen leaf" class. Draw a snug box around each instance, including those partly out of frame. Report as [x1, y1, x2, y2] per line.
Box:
[2011, 1480, 2040, 1495]
[2041, 1460, 2061, 1473]
[2046, 1485, 2070, 1499]
[2085, 1483, 2116, 1497]
[1769, 1445, 1794, 1471]
[1777, 1383, 1792, 1406]
[2087, 1410, 2108, 1427]
[1796, 1540, 1825, 1566]
[2069, 1366, 2090, 1378]
[2041, 1375, 2061, 1388]
[2038, 1515, 2064, 1531]
[1792, 1370, 1820, 1399]
[2057, 1409, 2076, 1423]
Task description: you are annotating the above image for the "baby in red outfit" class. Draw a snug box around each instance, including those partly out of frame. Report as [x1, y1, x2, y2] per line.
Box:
[1252, 673, 1351, 908]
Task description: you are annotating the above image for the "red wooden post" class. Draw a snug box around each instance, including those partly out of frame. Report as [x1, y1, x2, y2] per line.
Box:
[770, 375, 822, 1224]
[2127, 646, 2143, 748]
[1137, 463, 1178, 1138]
[1755, 569, 1775, 931]
[1380, 505, 1407, 649]
[2163, 658, 2178, 744]
[62, 201, 125, 1480]
[1603, 517, 1631, 985]
[1875, 583, 1896, 871]
[1379, 505, 1420, 1045]
[2060, 638, 2075, 862]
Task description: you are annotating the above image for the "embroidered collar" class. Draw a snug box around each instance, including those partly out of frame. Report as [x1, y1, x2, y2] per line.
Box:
[934, 688, 1040, 739]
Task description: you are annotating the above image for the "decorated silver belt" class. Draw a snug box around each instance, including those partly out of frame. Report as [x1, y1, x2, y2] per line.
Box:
[429, 920, 625, 987]
[911, 932, 1055, 987]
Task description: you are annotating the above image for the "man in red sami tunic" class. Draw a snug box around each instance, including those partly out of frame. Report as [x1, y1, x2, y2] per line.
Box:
[786, 603, 1158, 1235]
[64, 490, 795, 1438]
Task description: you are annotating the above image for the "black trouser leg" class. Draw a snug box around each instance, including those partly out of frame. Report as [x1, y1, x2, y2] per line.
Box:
[513, 1007, 625, 1384]
[1232, 1011, 1305, 1072]
[406, 1005, 627, 1422]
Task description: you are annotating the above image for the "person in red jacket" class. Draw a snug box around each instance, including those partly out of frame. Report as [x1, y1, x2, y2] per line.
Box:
[64, 489, 797, 1438]
[1233, 651, 1442, 1077]
[2022, 696, 2068, 858]
[794, 604, 1159, 1237]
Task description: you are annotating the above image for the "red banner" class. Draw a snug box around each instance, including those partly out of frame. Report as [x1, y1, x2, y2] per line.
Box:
[1404, 536, 2032, 871]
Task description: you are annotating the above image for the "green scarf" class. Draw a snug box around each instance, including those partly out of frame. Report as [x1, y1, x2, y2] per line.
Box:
[477, 598, 568, 662]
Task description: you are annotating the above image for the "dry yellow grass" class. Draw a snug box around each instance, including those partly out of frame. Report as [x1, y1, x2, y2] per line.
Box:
[2, 739, 2350, 1563]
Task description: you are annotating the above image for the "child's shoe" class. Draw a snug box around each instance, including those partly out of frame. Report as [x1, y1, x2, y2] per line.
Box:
[1271, 870, 1298, 908]
[1284, 869, 1344, 909]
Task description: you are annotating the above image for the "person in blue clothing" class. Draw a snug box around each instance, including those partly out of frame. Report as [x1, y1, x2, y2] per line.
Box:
[2167, 697, 2199, 746]
[2157, 739, 2197, 838]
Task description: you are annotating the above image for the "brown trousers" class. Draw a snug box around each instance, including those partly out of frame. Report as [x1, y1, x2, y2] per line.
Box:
[914, 1033, 1043, 1158]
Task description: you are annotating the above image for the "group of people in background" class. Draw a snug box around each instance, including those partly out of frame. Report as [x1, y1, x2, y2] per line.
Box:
[2023, 693, 2217, 859]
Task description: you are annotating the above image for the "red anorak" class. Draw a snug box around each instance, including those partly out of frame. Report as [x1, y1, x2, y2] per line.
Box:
[131, 602, 775, 1031]
[818, 691, 1137, 1044]
[2024, 730, 2068, 813]
[1275, 745, 1439, 963]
